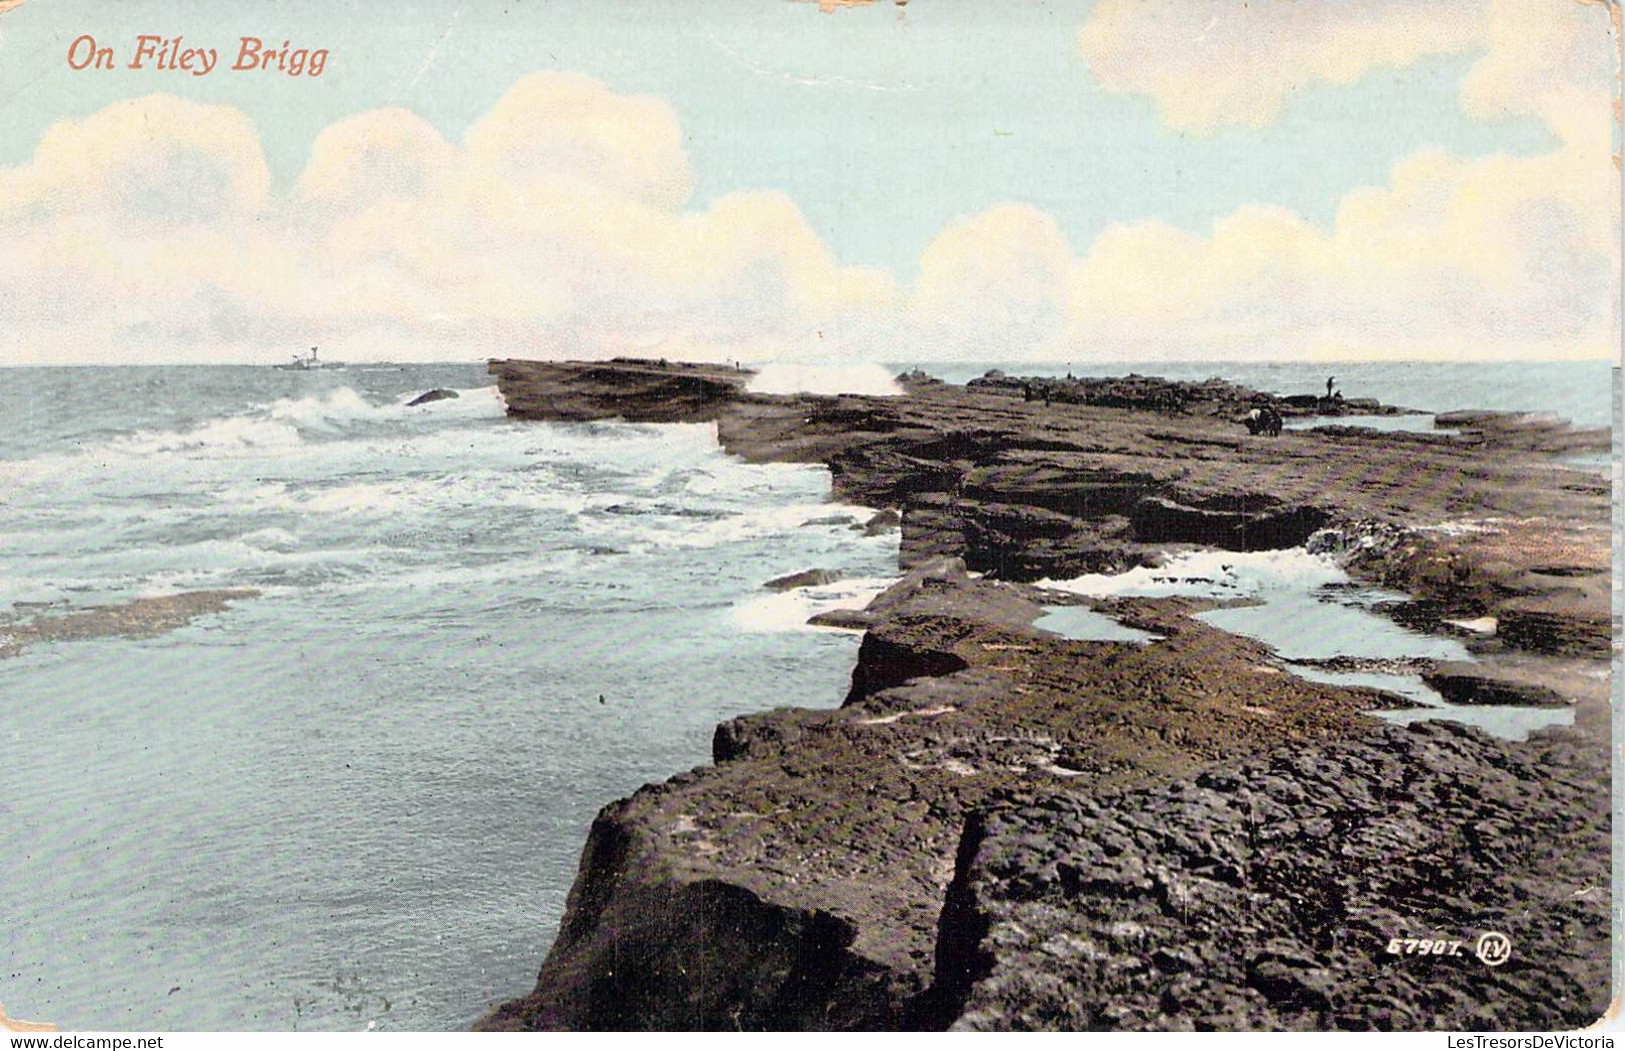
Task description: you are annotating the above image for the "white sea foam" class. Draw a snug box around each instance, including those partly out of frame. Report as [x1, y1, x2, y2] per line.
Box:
[1413, 518, 1504, 536]
[1036, 548, 1346, 600]
[745, 363, 904, 397]
[265, 385, 506, 432]
[268, 387, 387, 432]
[1038, 547, 1469, 663]
[54, 387, 507, 469]
[113, 416, 305, 457]
[2, 380, 905, 622]
[239, 527, 302, 552]
[591, 503, 827, 550]
[730, 576, 899, 633]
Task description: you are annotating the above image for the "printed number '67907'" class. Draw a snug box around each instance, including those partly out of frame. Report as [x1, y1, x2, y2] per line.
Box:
[1385, 938, 1464, 956]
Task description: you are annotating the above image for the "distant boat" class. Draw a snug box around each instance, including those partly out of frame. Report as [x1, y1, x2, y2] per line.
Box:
[274, 347, 345, 371]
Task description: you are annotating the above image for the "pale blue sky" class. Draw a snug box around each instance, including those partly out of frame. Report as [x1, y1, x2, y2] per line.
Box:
[0, 0, 1554, 279]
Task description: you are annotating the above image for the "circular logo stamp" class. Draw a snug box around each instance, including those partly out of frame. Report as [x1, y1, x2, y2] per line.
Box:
[1474, 931, 1513, 967]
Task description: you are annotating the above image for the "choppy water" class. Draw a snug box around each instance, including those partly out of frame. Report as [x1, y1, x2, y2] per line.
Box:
[0, 364, 897, 1031]
[0, 360, 1609, 1031]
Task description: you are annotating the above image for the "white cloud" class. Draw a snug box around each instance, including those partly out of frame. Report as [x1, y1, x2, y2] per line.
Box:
[0, 75, 894, 365]
[1061, 140, 1616, 360]
[295, 107, 454, 209]
[1, 5, 1616, 369]
[909, 203, 1074, 358]
[1, 95, 269, 226]
[1046, 0, 1619, 361]
[1079, 0, 1485, 134]
[1460, 0, 1619, 127]
[461, 72, 694, 210]
[935, 118, 1615, 363]
[1079, 0, 1620, 143]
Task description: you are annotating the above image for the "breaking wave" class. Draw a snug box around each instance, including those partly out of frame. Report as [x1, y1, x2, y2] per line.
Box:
[745, 363, 904, 397]
[730, 576, 899, 633]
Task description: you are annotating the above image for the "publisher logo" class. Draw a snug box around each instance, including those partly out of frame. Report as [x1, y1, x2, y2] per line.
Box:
[1474, 931, 1513, 967]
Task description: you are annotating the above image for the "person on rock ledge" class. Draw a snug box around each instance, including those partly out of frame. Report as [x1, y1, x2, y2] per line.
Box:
[1244, 406, 1283, 436]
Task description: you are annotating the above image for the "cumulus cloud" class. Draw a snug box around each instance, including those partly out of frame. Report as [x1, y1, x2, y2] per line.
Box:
[0, 96, 293, 362]
[0, 95, 269, 226]
[1061, 141, 1616, 360]
[1050, 0, 1619, 361]
[0, 73, 894, 365]
[909, 75, 1616, 362]
[1460, 0, 1620, 127]
[909, 204, 1074, 358]
[952, 122, 1616, 362]
[1079, 0, 1485, 134]
[1079, 0, 1618, 140]
[1, 7, 1616, 369]
[461, 72, 693, 210]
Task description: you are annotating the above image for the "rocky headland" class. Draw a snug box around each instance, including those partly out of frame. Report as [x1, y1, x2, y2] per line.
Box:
[476, 358, 1612, 1031]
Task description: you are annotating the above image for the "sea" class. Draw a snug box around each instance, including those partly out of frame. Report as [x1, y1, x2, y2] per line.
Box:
[0, 359, 1613, 1031]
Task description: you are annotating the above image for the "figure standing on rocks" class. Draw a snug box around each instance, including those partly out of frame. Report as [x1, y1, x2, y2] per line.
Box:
[1326, 376, 1335, 398]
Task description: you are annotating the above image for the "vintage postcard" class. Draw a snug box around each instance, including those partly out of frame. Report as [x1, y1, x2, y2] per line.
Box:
[0, 0, 1618, 1037]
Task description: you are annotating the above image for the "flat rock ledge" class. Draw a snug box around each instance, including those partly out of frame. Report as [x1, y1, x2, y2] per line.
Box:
[475, 359, 1612, 1032]
[928, 721, 1609, 1032]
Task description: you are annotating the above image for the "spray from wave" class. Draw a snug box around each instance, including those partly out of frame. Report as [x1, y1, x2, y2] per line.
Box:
[74, 386, 509, 460]
[745, 363, 903, 397]
[1036, 548, 1346, 600]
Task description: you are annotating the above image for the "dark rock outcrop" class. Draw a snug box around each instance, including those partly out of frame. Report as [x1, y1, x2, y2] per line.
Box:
[406, 388, 460, 406]
[489, 356, 1608, 645]
[490, 357, 749, 423]
[1129, 495, 1330, 550]
[764, 569, 843, 591]
[928, 721, 1609, 1031]
[858, 509, 902, 535]
[475, 358, 1612, 1031]
[480, 807, 906, 1031]
[1422, 662, 1571, 708]
[1497, 595, 1612, 657]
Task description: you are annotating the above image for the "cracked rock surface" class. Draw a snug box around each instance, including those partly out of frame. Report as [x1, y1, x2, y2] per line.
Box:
[476, 359, 1611, 1031]
[930, 721, 1609, 1031]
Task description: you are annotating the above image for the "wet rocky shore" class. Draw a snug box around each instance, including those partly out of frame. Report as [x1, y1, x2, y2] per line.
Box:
[475, 358, 1612, 1031]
